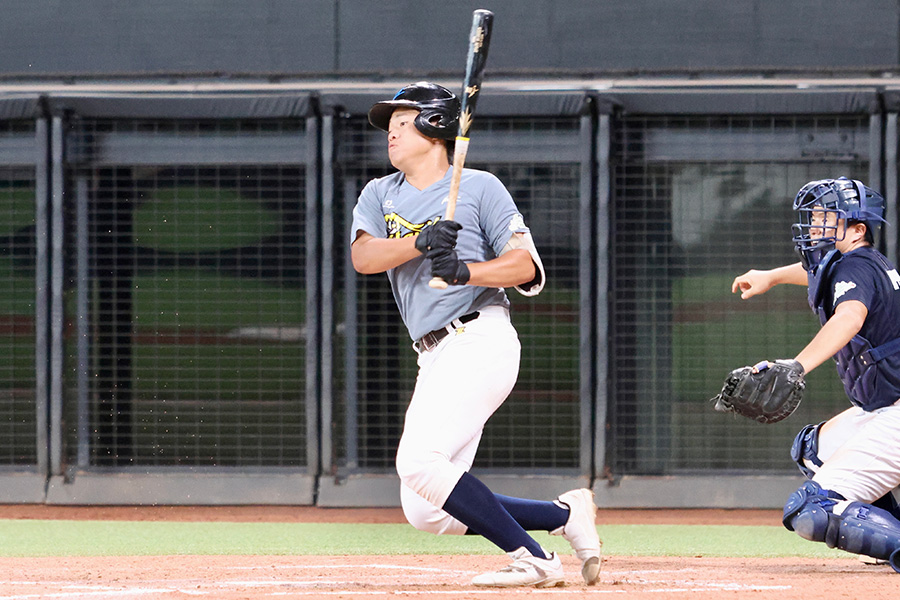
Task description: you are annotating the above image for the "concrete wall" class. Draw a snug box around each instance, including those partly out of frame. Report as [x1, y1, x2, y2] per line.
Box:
[1, 0, 897, 78]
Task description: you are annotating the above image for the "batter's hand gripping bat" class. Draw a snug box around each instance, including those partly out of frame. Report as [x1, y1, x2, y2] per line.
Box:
[429, 9, 494, 289]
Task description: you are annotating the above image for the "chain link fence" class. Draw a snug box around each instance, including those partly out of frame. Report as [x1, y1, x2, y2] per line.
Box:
[0, 90, 889, 505]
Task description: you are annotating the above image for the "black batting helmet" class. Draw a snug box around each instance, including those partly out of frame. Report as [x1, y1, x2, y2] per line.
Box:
[368, 82, 460, 140]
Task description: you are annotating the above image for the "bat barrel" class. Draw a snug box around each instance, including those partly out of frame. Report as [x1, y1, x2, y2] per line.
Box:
[428, 9, 493, 291]
[457, 10, 493, 138]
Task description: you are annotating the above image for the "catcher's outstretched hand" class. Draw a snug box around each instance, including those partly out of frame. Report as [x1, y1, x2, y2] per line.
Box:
[731, 269, 776, 299]
[711, 359, 805, 424]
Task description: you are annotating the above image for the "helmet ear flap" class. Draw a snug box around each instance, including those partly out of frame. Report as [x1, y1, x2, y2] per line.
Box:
[414, 107, 457, 140]
[368, 82, 460, 139]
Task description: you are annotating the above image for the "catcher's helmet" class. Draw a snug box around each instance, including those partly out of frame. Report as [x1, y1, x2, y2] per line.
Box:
[368, 82, 460, 141]
[792, 177, 886, 270]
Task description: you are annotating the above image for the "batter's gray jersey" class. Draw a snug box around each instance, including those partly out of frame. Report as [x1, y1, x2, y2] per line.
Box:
[350, 167, 530, 341]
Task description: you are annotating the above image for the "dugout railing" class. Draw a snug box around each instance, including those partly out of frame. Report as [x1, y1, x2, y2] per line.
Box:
[0, 83, 895, 506]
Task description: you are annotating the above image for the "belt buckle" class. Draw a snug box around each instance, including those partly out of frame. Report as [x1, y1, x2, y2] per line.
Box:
[416, 331, 436, 353]
[417, 328, 448, 353]
[416, 314, 479, 353]
[418, 335, 431, 353]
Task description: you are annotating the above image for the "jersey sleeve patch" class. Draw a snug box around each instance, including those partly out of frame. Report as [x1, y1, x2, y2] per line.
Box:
[833, 280, 857, 305]
[507, 213, 527, 232]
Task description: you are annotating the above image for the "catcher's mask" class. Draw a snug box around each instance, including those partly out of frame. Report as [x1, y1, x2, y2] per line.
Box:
[367, 81, 460, 141]
[791, 177, 886, 270]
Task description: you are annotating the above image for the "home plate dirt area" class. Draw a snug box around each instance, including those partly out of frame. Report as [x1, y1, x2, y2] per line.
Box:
[0, 506, 895, 599]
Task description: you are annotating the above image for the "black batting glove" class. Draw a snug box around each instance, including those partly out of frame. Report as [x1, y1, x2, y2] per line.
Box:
[414, 220, 462, 255]
[428, 247, 471, 286]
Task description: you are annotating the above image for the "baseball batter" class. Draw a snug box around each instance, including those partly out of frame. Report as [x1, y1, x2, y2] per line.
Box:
[732, 177, 900, 571]
[349, 82, 602, 588]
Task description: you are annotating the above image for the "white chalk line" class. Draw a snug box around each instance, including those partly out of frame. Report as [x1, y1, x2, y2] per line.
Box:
[225, 563, 478, 575]
[0, 590, 174, 600]
[0, 563, 793, 599]
[0, 587, 795, 600]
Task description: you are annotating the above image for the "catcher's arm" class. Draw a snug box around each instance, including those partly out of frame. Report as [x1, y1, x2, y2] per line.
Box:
[732, 262, 807, 299]
[793, 299, 867, 373]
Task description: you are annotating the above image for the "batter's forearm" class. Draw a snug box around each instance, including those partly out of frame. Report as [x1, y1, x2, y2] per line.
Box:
[465, 249, 535, 288]
[351, 234, 419, 274]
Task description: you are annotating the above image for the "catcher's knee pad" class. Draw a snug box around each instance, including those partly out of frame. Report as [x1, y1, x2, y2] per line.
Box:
[784, 481, 900, 572]
[782, 481, 843, 544]
[790, 421, 826, 479]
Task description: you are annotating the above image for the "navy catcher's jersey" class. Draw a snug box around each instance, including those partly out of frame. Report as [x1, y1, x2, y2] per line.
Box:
[822, 246, 900, 345]
[350, 167, 530, 341]
[817, 245, 900, 410]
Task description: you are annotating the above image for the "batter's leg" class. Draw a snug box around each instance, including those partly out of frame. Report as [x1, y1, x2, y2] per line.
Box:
[399, 425, 483, 536]
[396, 309, 555, 562]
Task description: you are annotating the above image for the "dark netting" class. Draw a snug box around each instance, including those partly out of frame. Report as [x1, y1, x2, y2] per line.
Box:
[609, 114, 869, 475]
[63, 119, 309, 468]
[0, 120, 37, 466]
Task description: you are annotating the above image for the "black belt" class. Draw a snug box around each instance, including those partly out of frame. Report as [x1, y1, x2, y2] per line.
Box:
[414, 312, 480, 353]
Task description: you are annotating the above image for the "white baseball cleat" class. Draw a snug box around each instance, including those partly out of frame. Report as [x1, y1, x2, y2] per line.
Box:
[471, 546, 565, 588]
[551, 488, 602, 585]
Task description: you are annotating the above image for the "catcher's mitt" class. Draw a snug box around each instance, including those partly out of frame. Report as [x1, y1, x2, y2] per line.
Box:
[711, 359, 805, 424]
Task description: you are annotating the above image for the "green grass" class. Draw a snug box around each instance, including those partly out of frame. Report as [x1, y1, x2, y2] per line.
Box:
[0, 520, 854, 560]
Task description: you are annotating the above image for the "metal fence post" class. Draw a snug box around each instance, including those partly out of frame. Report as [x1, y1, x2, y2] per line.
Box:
[306, 113, 322, 482]
[49, 115, 65, 477]
[319, 115, 334, 478]
[75, 177, 91, 467]
[34, 117, 50, 479]
[593, 112, 610, 482]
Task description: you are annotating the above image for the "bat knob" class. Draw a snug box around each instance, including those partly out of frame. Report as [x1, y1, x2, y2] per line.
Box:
[428, 277, 449, 290]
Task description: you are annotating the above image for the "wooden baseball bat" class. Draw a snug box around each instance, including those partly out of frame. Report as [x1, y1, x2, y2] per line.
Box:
[429, 9, 494, 290]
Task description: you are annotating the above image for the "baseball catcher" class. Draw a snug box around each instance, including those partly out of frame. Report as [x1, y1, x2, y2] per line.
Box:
[726, 177, 900, 573]
[712, 359, 805, 424]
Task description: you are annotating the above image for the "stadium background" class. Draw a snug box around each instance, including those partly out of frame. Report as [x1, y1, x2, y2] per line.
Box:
[0, 0, 898, 509]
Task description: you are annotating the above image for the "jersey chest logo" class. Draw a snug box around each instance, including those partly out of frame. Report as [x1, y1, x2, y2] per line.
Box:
[384, 213, 440, 239]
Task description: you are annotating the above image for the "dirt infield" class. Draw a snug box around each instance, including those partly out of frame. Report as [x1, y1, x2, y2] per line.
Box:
[0, 506, 895, 599]
[0, 554, 894, 600]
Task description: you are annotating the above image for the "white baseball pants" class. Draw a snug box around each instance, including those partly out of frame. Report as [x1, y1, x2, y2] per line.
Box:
[395, 305, 520, 535]
[808, 401, 900, 504]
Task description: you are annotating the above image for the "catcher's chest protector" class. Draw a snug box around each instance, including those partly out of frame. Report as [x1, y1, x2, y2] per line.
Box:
[808, 254, 900, 411]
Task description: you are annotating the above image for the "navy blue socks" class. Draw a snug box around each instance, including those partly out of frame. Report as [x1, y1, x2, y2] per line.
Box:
[494, 493, 569, 532]
[442, 472, 549, 558]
